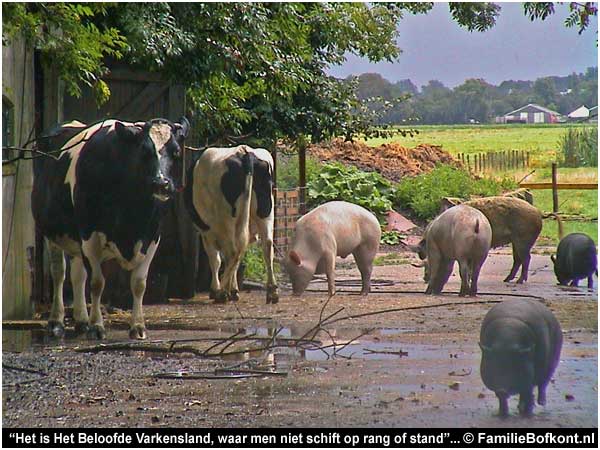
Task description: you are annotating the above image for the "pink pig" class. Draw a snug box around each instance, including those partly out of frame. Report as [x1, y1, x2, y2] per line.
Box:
[282, 201, 381, 296]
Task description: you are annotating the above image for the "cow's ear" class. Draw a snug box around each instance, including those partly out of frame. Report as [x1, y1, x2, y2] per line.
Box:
[175, 117, 190, 139]
[115, 121, 143, 142]
[289, 250, 302, 266]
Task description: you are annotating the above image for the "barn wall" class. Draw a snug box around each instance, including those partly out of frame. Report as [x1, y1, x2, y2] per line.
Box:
[2, 36, 36, 319]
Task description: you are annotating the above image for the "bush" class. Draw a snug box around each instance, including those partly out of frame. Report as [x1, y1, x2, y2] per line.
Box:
[394, 165, 516, 221]
[276, 153, 321, 189]
[560, 127, 598, 167]
[307, 162, 395, 220]
[242, 243, 281, 282]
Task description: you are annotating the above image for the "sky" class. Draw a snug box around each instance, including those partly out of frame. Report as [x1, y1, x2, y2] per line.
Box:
[327, 2, 599, 89]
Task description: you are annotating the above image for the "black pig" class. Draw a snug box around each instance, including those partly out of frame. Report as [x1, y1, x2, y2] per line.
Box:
[551, 233, 597, 289]
[479, 299, 562, 417]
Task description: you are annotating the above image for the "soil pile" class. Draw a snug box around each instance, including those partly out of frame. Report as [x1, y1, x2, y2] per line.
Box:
[307, 139, 460, 182]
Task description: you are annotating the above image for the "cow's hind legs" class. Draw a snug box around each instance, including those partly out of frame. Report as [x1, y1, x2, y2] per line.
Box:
[70, 256, 89, 335]
[222, 248, 244, 302]
[47, 242, 66, 338]
[203, 236, 227, 303]
[255, 220, 279, 304]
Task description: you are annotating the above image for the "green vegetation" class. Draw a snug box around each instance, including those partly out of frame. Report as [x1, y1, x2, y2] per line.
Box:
[242, 243, 282, 283]
[373, 252, 410, 266]
[394, 165, 516, 220]
[276, 153, 321, 190]
[307, 162, 396, 220]
[366, 124, 596, 168]
[539, 220, 598, 246]
[533, 189, 598, 245]
[380, 230, 404, 246]
[559, 127, 598, 167]
[355, 65, 596, 126]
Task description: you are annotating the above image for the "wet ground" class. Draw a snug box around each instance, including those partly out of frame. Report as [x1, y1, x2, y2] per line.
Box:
[2, 249, 597, 428]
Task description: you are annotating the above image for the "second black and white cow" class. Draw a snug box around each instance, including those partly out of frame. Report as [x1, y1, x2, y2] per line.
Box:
[32, 117, 189, 340]
[184, 145, 279, 304]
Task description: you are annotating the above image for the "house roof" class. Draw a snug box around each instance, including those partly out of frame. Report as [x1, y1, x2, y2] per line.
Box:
[504, 103, 562, 117]
[568, 105, 590, 118]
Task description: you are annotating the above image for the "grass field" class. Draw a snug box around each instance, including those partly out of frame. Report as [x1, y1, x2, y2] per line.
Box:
[534, 189, 598, 244]
[365, 124, 598, 246]
[365, 123, 595, 168]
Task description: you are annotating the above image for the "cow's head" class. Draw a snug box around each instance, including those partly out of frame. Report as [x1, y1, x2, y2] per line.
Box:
[115, 117, 190, 201]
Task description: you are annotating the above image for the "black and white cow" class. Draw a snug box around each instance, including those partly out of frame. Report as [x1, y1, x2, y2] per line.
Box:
[32, 117, 189, 340]
[184, 145, 279, 304]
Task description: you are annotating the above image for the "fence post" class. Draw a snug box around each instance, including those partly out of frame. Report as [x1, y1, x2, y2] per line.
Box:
[552, 162, 559, 213]
[466, 154, 470, 170]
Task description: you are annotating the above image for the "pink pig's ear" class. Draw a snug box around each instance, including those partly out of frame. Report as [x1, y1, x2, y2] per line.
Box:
[289, 250, 302, 266]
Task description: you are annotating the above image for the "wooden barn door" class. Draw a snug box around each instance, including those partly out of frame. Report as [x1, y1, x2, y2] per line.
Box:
[60, 66, 198, 307]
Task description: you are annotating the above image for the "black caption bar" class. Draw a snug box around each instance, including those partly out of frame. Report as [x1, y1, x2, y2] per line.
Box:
[3, 428, 598, 448]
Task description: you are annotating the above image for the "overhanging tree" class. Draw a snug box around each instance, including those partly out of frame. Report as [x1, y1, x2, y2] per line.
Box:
[3, 2, 597, 144]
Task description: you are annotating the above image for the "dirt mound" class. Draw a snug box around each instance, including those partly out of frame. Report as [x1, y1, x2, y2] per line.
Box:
[307, 139, 460, 182]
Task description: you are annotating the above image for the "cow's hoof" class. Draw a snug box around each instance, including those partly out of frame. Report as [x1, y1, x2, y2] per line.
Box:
[213, 290, 228, 304]
[129, 325, 147, 340]
[503, 276, 514, 283]
[47, 321, 65, 338]
[516, 278, 525, 285]
[229, 290, 240, 302]
[87, 325, 106, 340]
[74, 321, 89, 336]
[209, 290, 217, 300]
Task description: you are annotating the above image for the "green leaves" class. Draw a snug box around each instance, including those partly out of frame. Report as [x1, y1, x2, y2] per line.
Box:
[2, 3, 126, 101]
[394, 165, 516, 220]
[307, 162, 395, 219]
[524, 2, 597, 34]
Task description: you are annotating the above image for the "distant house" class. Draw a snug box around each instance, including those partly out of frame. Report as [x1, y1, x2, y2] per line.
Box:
[495, 103, 564, 124]
[567, 105, 590, 120]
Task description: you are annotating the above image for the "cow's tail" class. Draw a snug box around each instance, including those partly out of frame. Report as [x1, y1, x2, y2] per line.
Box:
[238, 146, 255, 244]
[474, 219, 480, 234]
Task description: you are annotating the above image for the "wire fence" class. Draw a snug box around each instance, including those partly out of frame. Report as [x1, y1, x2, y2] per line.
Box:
[457, 150, 530, 174]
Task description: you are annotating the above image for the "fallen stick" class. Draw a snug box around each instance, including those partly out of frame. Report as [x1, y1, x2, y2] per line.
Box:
[363, 348, 409, 357]
[321, 300, 503, 327]
[74, 342, 205, 356]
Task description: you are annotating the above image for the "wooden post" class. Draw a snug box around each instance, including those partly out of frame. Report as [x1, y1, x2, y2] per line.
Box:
[526, 151, 530, 168]
[552, 162, 559, 213]
[466, 154, 470, 170]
